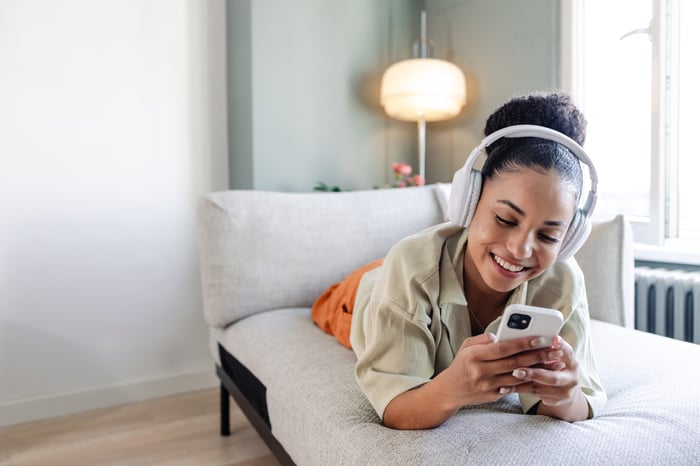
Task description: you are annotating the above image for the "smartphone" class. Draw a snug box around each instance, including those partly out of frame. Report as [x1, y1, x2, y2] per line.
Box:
[495, 304, 564, 349]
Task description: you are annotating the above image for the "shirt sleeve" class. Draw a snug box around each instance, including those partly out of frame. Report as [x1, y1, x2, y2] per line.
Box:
[350, 267, 438, 420]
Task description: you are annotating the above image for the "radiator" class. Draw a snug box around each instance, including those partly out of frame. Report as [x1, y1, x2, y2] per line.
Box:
[634, 267, 700, 344]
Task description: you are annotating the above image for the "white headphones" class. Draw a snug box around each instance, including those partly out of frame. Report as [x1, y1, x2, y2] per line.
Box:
[447, 124, 598, 261]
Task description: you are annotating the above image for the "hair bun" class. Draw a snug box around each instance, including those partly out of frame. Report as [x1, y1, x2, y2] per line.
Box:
[484, 91, 586, 147]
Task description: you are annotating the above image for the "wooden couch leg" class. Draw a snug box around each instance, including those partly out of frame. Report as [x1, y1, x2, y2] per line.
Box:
[220, 382, 231, 436]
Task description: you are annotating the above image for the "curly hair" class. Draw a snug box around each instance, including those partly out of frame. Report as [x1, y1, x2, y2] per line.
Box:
[484, 91, 586, 144]
[480, 91, 587, 197]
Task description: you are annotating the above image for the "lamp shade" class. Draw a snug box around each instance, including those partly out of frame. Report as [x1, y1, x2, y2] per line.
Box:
[380, 58, 466, 122]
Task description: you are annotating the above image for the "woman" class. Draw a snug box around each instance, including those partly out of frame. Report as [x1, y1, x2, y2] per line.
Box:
[313, 91, 605, 429]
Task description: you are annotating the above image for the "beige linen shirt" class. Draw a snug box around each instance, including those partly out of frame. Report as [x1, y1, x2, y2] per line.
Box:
[350, 222, 606, 420]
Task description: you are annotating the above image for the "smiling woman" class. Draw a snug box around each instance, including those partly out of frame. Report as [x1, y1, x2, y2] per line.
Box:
[311, 91, 605, 429]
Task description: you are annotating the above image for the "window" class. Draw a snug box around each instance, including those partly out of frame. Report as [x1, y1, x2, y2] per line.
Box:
[562, 0, 700, 262]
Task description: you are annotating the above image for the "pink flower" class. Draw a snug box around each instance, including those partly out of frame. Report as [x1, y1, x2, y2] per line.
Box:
[389, 161, 423, 188]
[397, 163, 413, 176]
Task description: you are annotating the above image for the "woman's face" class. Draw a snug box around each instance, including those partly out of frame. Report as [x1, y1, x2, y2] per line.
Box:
[465, 168, 578, 294]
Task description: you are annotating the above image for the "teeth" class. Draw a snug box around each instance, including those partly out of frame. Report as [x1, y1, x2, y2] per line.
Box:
[494, 255, 525, 272]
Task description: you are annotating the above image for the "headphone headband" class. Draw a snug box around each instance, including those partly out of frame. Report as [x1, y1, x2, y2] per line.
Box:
[459, 124, 598, 214]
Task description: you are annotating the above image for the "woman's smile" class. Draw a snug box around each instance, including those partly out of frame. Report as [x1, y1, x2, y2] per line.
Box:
[492, 253, 529, 274]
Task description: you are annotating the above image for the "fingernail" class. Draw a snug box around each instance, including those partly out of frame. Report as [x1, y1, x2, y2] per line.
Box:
[553, 362, 566, 370]
[512, 369, 527, 379]
[531, 337, 546, 347]
[499, 387, 511, 394]
[547, 350, 563, 360]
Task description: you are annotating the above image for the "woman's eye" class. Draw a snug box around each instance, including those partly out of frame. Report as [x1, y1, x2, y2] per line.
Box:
[538, 233, 560, 244]
[495, 214, 561, 243]
[495, 215, 516, 226]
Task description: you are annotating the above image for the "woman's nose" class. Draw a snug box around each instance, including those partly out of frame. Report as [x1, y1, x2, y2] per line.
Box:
[507, 231, 534, 259]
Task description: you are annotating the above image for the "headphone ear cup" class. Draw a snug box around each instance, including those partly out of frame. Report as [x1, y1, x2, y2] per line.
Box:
[447, 167, 482, 227]
[447, 165, 469, 225]
[462, 170, 482, 228]
[557, 209, 591, 261]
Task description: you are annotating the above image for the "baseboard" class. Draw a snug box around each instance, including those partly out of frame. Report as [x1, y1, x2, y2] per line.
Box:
[0, 370, 218, 428]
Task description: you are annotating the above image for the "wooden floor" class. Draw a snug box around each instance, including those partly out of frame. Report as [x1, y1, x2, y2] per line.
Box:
[0, 388, 279, 466]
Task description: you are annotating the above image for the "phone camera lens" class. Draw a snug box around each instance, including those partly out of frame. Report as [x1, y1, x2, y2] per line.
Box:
[507, 313, 531, 330]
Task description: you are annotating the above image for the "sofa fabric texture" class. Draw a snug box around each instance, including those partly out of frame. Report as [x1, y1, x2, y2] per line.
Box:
[215, 308, 700, 465]
[199, 186, 700, 465]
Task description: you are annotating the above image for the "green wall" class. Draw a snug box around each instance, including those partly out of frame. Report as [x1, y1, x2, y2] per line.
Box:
[227, 0, 424, 191]
[227, 0, 559, 191]
[426, 0, 560, 183]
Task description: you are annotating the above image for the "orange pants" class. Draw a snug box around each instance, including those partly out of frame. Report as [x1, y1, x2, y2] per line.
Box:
[311, 258, 384, 349]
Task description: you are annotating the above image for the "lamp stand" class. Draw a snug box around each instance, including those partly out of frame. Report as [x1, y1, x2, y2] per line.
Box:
[415, 9, 428, 181]
[417, 116, 426, 179]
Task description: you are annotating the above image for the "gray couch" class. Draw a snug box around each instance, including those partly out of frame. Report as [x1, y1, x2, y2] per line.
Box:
[197, 185, 700, 465]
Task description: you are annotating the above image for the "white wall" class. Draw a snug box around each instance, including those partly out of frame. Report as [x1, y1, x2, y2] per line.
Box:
[0, 0, 228, 427]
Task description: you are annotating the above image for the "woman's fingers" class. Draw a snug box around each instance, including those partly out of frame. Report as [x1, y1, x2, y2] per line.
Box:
[506, 341, 581, 405]
[458, 332, 496, 351]
[512, 367, 575, 386]
[455, 334, 581, 404]
[496, 337, 581, 398]
[458, 334, 571, 378]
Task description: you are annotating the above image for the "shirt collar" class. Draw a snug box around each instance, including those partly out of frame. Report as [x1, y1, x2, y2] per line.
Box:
[437, 228, 469, 307]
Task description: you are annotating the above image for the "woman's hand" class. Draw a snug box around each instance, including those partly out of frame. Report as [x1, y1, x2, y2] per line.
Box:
[438, 332, 555, 406]
[507, 335, 590, 422]
[382, 332, 560, 429]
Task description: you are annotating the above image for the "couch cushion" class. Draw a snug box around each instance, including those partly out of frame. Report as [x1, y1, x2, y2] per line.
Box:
[215, 308, 700, 465]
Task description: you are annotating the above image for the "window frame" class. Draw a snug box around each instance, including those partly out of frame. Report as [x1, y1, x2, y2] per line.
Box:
[560, 0, 700, 265]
